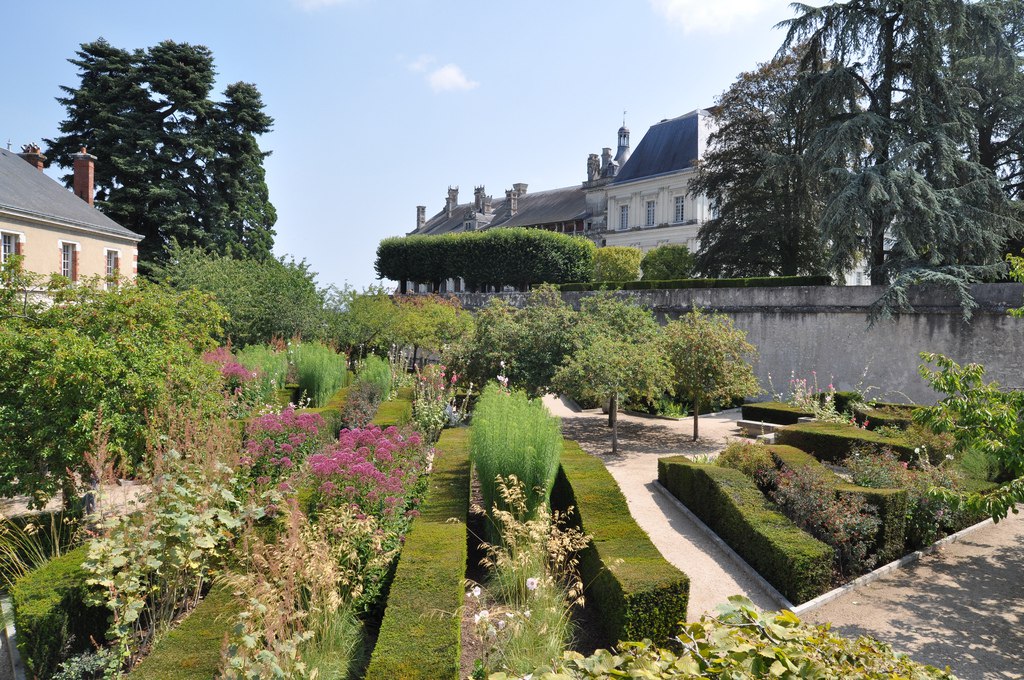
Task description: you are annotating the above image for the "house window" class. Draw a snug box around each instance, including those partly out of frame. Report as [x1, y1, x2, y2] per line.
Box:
[60, 242, 77, 280]
[1, 233, 15, 263]
[619, 205, 629, 230]
[674, 196, 685, 223]
[106, 249, 120, 278]
[646, 200, 656, 226]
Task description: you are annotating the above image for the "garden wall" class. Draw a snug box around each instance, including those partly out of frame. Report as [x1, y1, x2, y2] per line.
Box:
[454, 283, 1024, 404]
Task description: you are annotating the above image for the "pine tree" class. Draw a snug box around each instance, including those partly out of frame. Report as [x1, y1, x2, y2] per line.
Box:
[45, 39, 276, 267]
[781, 0, 1022, 318]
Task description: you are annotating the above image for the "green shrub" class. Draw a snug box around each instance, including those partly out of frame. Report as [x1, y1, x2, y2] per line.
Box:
[470, 385, 563, 521]
[776, 421, 915, 462]
[593, 247, 642, 282]
[831, 390, 863, 414]
[292, 342, 350, 407]
[297, 381, 351, 437]
[740, 401, 813, 424]
[130, 585, 238, 680]
[235, 344, 288, 396]
[716, 441, 775, 479]
[657, 457, 832, 604]
[364, 428, 471, 680]
[358, 355, 393, 403]
[769, 445, 908, 564]
[371, 387, 414, 428]
[552, 441, 688, 646]
[854, 402, 917, 430]
[640, 244, 695, 281]
[11, 545, 108, 679]
[558, 274, 831, 292]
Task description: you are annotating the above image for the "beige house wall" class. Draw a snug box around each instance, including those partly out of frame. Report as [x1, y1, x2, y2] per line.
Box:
[0, 210, 139, 282]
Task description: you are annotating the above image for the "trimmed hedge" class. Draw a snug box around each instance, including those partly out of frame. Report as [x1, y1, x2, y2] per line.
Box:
[768, 446, 909, 564]
[130, 585, 238, 680]
[364, 427, 471, 680]
[831, 391, 863, 415]
[297, 379, 352, 437]
[371, 386, 414, 427]
[658, 457, 832, 604]
[854, 402, 917, 431]
[376, 228, 596, 292]
[10, 545, 107, 679]
[558, 274, 831, 292]
[741, 401, 813, 425]
[776, 422, 916, 462]
[552, 441, 689, 645]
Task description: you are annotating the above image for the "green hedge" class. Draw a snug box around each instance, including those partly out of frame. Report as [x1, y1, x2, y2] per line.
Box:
[371, 386, 414, 428]
[853, 402, 917, 431]
[376, 228, 596, 291]
[552, 441, 689, 646]
[558, 274, 831, 292]
[11, 545, 108, 679]
[130, 584, 238, 680]
[768, 446, 909, 564]
[297, 379, 352, 437]
[657, 457, 832, 604]
[741, 401, 813, 425]
[364, 428, 471, 680]
[831, 391, 863, 415]
[775, 422, 916, 462]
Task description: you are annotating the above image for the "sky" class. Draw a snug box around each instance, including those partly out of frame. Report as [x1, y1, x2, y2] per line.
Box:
[1, 0, 798, 291]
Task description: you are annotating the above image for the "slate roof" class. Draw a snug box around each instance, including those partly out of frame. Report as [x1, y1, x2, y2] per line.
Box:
[0, 148, 142, 241]
[611, 110, 706, 185]
[412, 184, 588, 236]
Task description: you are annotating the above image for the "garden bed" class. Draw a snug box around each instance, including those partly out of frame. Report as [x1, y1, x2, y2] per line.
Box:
[775, 421, 916, 462]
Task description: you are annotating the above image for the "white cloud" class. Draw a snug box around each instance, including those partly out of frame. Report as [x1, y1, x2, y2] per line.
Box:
[650, 0, 792, 33]
[426, 63, 479, 93]
[407, 54, 436, 73]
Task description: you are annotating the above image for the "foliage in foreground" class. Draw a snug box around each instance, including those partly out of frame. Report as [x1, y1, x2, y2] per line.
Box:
[506, 596, 956, 679]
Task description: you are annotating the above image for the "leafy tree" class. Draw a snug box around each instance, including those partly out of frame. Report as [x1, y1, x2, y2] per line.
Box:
[691, 54, 828, 278]
[662, 308, 759, 441]
[152, 245, 327, 346]
[781, 0, 1021, 317]
[915, 353, 1024, 521]
[46, 39, 276, 267]
[392, 295, 474, 365]
[640, 244, 697, 281]
[337, 285, 399, 359]
[0, 280, 224, 506]
[593, 246, 642, 282]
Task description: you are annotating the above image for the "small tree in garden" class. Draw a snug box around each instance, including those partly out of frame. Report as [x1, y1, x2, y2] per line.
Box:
[392, 294, 473, 367]
[663, 308, 759, 441]
[640, 244, 696, 281]
[592, 246, 643, 282]
[337, 285, 398, 359]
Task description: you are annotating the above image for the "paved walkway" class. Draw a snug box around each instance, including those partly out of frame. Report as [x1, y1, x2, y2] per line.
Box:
[542, 395, 785, 619]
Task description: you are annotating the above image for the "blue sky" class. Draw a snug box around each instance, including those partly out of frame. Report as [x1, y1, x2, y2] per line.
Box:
[2, 0, 796, 291]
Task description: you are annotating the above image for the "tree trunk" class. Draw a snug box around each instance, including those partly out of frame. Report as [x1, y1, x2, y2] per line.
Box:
[411, 345, 419, 370]
[692, 395, 700, 442]
[610, 393, 619, 455]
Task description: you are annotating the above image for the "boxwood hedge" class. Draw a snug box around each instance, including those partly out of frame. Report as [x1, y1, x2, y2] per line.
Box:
[741, 401, 813, 425]
[370, 386, 414, 427]
[776, 422, 916, 462]
[853, 402, 917, 431]
[552, 441, 689, 646]
[657, 456, 832, 604]
[364, 427, 471, 680]
[558, 274, 831, 292]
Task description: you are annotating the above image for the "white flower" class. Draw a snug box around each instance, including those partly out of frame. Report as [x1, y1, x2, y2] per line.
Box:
[471, 585, 481, 598]
[497, 619, 506, 631]
[474, 609, 489, 625]
[523, 609, 531, 619]
[946, 454, 954, 460]
[525, 577, 539, 591]
[915, 447, 921, 454]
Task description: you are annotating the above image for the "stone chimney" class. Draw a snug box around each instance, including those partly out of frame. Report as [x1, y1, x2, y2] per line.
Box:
[513, 182, 528, 196]
[72, 147, 97, 206]
[445, 186, 459, 217]
[474, 185, 486, 212]
[18, 143, 46, 171]
[416, 205, 426, 231]
[505, 188, 518, 216]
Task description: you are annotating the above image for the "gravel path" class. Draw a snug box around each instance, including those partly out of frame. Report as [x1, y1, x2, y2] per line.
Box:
[542, 395, 786, 619]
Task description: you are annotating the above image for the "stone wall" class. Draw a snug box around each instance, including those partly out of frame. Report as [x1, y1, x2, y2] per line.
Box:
[454, 283, 1024, 404]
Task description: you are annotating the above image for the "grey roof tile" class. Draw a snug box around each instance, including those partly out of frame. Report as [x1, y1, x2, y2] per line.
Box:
[411, 184, 589, 236]
[612, 111, 705, 185]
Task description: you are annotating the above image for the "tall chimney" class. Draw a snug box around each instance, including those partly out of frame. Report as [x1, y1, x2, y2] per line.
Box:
[72, 147, 97, 206]
[506, 188, 518, 216]
[416, 205, 426, 231]
[513, 182, 528, 196]
[18, 143, 46, 171]
[474, 185, 486, 212]
[445, 186, 459, 217]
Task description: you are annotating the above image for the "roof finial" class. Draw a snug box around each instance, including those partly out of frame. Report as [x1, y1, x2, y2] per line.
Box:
[623, 110, 627, 127]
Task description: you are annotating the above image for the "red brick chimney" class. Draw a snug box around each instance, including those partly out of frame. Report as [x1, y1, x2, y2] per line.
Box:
[17, 143, 46, 171]
[72, 147, 97, 206]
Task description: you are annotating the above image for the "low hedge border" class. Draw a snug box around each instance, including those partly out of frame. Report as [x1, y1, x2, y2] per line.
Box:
[297, 372, 355, 437]
[552, 441, 689, 646]
[558, 275, 831, 292]
[657, 456, 832, 604]
[768, 445, 909, 564]
[775, 422, 916, 462]
[741, 402, 813, 425]
[11, 545, 108, 679]
[853, 402, 917, 431]
[370, 386, 414, 428]
[364, 427, 471, 680]
[130, 584, 238, 679]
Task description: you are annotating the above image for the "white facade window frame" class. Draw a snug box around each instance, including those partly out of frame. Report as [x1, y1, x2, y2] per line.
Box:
[58, 240, 81, 280]
[674, 195, 686, 223]
[619, 204, 629, 230]
[645, 200, 656, 227]
[104, 247, 122, 287]
[0, 229, 25, 264]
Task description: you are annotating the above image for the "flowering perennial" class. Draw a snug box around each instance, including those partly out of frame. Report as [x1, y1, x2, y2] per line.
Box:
[242, 406, 325, 490]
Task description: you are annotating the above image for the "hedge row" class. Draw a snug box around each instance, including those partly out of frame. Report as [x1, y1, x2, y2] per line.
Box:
[558, 274, 831, 292]
[775, 422, 916, 462]
[297, 373, 354, 437]
[130, 585, 238, 680]
[376, 228, 596, 292]
[741, 401, 813, 425]
[11, 545, 108, 679]
[768, 445, 909, 564]
[370, 386, 414, 428]
[552, 441, 689, 645]
[657, 457, 832, 604]
[853, 402, 917, 431]
[365, 428, 471, 680]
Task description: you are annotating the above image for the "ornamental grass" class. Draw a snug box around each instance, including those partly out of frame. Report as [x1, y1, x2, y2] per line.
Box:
[292, 342, 350, 407]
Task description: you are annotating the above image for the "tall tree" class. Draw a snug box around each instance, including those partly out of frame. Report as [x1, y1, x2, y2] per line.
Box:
[46, 39, 276, 267]
[781, 0, 1021, 317]
[691, 54, 828, 278]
